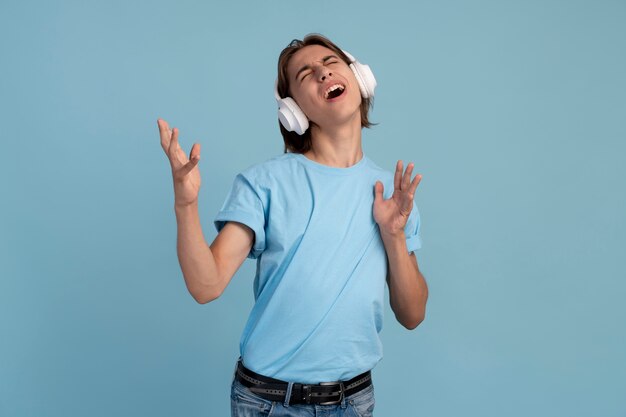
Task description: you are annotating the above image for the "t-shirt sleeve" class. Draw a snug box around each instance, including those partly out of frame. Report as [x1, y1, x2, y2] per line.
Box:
[214, 173, 266, 259]
[404, 200, 422, 253]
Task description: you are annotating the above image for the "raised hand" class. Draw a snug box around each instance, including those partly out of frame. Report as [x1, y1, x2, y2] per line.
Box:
[373, 160, 422, 237]
[158, 118, 202, 207]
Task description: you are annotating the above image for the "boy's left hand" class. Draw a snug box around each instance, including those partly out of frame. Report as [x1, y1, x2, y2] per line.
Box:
[373, 160, 422, 237]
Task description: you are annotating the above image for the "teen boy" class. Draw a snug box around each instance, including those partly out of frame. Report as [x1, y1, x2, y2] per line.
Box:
[158, 33, 428, 417]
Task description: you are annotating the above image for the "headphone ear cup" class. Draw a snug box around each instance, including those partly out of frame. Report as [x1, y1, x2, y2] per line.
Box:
[349, 62, 377, 99]
[277, 97, 309, 135]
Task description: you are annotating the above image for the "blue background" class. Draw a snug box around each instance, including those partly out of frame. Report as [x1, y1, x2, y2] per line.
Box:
[1, 0, 625, 416]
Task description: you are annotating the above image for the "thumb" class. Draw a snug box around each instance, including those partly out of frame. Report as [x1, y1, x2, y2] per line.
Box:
[190, 142, 201, 162]
[374, 181, 384, 203]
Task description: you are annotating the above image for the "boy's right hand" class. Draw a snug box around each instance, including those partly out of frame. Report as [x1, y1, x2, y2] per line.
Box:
[158, 118, 202, 207]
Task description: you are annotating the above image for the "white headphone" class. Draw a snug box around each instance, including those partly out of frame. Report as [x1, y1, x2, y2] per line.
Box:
[275, 50, 377, 135]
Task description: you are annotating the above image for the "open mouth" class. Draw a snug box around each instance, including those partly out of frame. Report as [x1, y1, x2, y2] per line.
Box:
[324, 84, 345, 100]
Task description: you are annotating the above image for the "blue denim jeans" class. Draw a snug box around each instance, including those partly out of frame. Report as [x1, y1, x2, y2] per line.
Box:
[230, 374, 375, 417]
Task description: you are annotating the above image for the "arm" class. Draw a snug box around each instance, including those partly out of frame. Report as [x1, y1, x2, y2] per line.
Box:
[158, 118, 253, 304]
[381, 231, 428, 329]
[176, 202, 253, 304]
[374, 160, 428, 329]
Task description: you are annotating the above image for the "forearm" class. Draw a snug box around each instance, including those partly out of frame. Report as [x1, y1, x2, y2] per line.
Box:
[175, 202, 221, 303]
[381, 231, 428, 329]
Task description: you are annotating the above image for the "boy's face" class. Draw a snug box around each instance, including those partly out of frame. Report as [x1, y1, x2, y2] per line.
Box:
[287, 44, 362, 130]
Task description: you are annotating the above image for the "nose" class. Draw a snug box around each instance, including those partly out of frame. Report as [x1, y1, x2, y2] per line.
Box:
[317, 66, 333, 82]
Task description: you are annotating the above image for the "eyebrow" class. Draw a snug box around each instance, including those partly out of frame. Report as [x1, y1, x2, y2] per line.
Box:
[294, 55, 338, 81]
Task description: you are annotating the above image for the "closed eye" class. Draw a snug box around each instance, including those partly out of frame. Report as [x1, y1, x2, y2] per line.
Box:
[298, 59, 340, 82]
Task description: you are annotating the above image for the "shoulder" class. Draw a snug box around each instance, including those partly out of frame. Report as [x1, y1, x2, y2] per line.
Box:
[237, 153, 299, 186]
[363, 156, 394, 181]
[241, 153, 298, 173]
[363, 156, 389, 174]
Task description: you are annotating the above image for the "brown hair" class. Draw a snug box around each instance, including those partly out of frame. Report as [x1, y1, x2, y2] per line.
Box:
[276, 33, 375, 154]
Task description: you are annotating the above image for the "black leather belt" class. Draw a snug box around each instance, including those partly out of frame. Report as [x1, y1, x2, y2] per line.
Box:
[235, 359, 372, 405]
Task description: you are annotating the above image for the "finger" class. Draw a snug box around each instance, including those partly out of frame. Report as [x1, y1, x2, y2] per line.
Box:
[158, 119, 172, 152]
[178, 155, 200, 177]
[189, 143, 201, 163]
[374, 181, 384, 203]
[402, 162, 414, 190]
[168, 127, 186, 167]
[394, 160, 403, 191]
[175, 141, 190, 164]
[409, 173, 422, 196]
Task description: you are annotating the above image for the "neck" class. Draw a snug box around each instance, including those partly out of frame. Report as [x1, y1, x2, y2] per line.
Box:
[304, 113, 363, 168]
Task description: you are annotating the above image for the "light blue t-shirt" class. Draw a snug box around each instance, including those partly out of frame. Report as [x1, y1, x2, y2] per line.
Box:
[214, 152, 421, 383]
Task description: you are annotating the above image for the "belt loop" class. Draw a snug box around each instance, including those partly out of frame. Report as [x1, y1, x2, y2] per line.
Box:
[283, 381, 294, 408]
[339, 381, 347, 409]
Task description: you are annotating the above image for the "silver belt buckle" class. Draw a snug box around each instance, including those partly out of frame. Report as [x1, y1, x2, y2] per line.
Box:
[318, 381, 345, 405]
